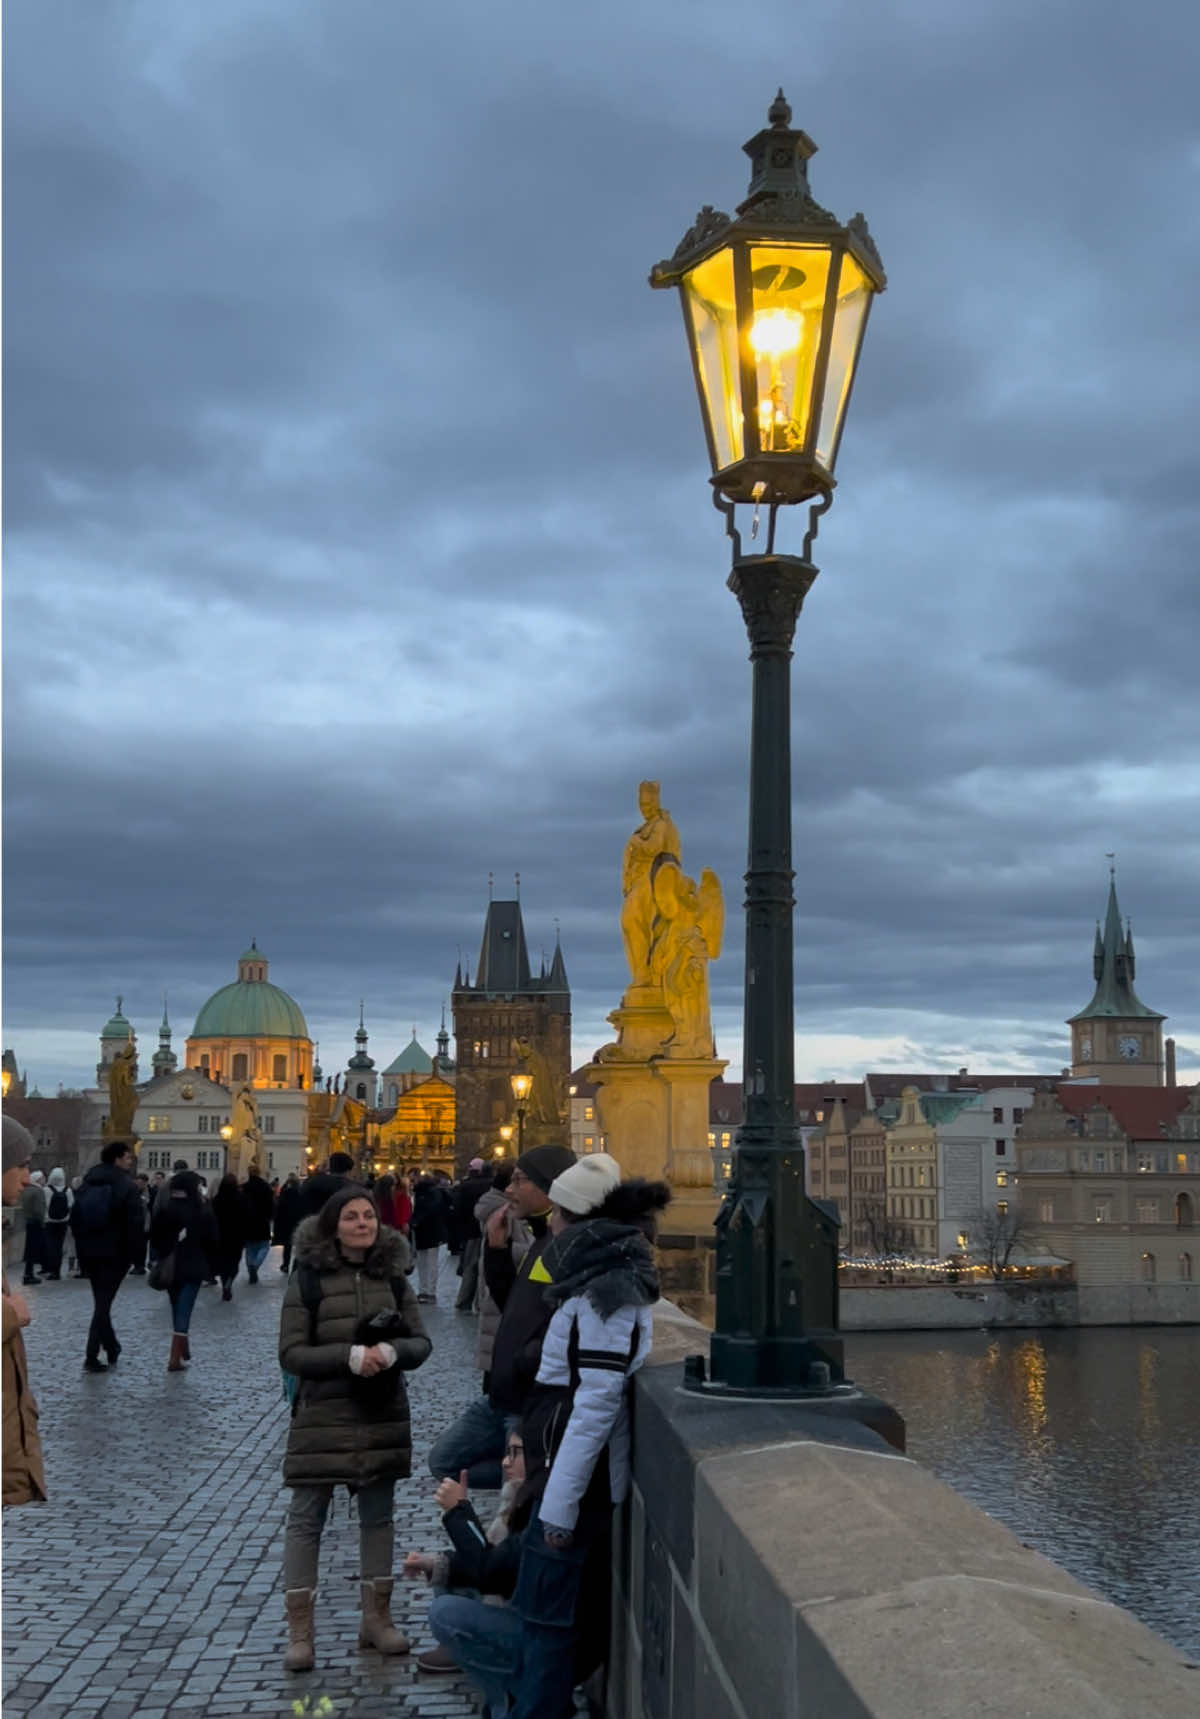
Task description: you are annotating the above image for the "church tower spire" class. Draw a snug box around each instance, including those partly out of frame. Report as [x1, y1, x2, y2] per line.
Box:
[152, 994, 178, 1079]
[1068, 874, 1166, 1085]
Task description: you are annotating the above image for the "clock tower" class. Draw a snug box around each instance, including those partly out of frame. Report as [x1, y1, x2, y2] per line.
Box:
[1068, 875, 1165, 1085]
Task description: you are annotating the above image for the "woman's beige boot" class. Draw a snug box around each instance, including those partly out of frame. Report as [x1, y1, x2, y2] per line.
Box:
[357, 1578, 410, 1654]
[284, 1588, 316, 1672]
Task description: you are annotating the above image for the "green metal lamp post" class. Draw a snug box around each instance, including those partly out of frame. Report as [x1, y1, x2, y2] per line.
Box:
[651, 92, 886, 1394]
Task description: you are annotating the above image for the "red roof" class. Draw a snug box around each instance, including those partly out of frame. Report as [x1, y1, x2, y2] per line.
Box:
[1054, 1083, 1193, 1141]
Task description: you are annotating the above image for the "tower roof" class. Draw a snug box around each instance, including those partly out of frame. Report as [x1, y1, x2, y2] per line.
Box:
[473, 899, 532, 995]
[1069, 878, 1165, 1024]
[100, 998, 134, 1041]
[382, 1032, 434, 1077]
[191, 950, 309, 1039]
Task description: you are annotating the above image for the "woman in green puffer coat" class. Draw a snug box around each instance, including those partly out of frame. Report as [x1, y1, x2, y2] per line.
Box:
[279, 1185, 432, 1672]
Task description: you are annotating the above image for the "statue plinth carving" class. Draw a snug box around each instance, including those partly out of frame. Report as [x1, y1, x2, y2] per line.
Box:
[586, 782, 727, 1232]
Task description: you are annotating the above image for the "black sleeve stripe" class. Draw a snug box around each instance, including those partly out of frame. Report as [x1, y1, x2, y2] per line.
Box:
[575, 1350, 632, 1373]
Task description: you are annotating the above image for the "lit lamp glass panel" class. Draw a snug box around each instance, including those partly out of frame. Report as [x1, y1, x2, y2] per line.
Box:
[682, 248, 742, 470]
[815, 252, 872, 470]
[747, 245, 831, 455]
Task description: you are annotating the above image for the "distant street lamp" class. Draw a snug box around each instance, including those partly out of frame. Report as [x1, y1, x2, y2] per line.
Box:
[497, 1122, 515, 1159]
[510, 1072, 533, 1156]
[651, 92, 885, 1395]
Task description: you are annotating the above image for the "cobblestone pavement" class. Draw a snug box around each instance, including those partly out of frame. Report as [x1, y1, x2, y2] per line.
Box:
[3, 1249, 493, 1719]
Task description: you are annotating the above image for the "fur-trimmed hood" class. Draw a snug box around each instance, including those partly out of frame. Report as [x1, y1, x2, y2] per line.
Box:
[291, 1213, 411, 1277]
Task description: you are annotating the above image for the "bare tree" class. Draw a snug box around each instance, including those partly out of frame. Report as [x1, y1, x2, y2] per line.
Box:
[856, 1199, 914, 1258]
[963, 1206, 1040, 1280]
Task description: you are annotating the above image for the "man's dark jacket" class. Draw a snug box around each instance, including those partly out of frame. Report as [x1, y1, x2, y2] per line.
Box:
[297, 1171, 359, 1220]
[240, 1173, 276, 1243]
[68, 1162, 145, 1267]
[452, 1174, 493, 1248]
[483, 1212, 554, 1414]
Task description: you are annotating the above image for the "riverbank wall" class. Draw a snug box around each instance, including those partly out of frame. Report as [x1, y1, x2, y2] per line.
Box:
[610, 1302, 1199, 1719]
[841, 1281, 1199, 1328]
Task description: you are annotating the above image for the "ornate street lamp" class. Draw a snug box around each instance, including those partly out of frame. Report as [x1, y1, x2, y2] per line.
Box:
[510, 1072, 533, 1155]
[651, 93, 885, 1396]
[497, 1122, 515, 1159]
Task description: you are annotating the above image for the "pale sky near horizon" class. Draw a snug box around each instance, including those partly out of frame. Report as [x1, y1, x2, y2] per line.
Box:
[4, 0, 1198, 1093]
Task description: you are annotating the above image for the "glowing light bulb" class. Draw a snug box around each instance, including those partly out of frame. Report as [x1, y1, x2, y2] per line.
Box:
[748, 309, 803, 360]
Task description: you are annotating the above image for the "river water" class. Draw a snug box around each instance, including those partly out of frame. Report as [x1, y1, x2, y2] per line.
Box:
[846, 1326, 1200, 1660]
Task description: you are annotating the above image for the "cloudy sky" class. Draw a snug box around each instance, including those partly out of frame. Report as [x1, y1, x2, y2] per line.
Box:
[4, 0, 1198, 1095]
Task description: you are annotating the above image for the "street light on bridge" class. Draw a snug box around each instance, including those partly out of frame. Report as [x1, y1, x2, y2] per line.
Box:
[510, 1071, 533, 1156]
[650, 92, 885, 1396]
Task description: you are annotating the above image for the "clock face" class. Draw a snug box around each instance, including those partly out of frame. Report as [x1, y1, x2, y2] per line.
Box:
[1118, 1035, 1140, 1061]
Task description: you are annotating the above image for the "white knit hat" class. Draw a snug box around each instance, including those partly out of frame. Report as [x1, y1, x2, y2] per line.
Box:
[548, 1152, 623, 1216]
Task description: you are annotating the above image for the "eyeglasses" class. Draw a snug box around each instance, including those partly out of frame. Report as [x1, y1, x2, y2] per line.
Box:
[503, 1443, 524, 1459]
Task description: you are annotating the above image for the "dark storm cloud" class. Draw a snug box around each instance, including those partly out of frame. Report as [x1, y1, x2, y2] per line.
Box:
[4, 0, 1198, 1090]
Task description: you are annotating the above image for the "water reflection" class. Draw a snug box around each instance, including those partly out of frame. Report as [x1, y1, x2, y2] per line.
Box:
[848, 1327, 1200, 1658]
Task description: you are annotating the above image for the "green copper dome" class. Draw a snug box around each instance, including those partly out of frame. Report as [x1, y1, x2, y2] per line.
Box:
[191, 948, 309, 1039]
[100, 999, 133, 1041]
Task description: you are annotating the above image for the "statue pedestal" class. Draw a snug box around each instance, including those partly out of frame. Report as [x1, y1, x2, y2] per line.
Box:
[581, 1051, 726, 1227]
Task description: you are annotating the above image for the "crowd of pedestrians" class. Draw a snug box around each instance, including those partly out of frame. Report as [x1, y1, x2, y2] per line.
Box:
[1, 1118, 669, 1719]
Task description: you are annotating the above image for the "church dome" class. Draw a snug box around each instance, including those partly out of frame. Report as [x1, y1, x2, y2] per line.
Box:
[100, 1001, 133, 1041]
[191, 945, 309, 1039]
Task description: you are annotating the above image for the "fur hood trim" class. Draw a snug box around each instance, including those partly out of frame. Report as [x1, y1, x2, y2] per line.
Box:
[292, 1213, 411, 1277]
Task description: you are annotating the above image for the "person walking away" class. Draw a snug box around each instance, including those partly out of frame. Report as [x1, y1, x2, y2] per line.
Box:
[373, 1173, 411, 1239]
[273, 1172, 303, 1273]
[150, 1170, 220, 1371]
[66, 1178, 84, 1275]
[42, 1169, 73, 1280]
[411, 1176, 448, 1304]
[69, 1140, 145, 1372]
[297, 1151, 359, 1220]
[279, 1187, 432, 1671]
[453, 1159, 493, 1312]
[129, 1174, 151, 1275]
[2, 1118, 46, 1506]
[211, 1173, 245, 1300]
[241, 1162, 275, 1283]
[20, 1171, 47, 1285]
[512, 1159, 669, 1719]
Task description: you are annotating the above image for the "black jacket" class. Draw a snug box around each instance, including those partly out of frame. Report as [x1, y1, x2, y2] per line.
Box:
[68, 1163, 145, 1267]
[484, 1214, 554, 1415]
[272, 1182, 304, 1245]
[150, 1191, 220, 1286]
[297, 1171, 359, 1220]
[441, 1500, 525, 1597]
[451, 1175, 493, 1247]
[411, 1183, 448, 1251]
[240, 1173, 275, 1243]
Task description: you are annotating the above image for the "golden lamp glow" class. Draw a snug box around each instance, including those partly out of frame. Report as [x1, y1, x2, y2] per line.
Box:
[219, 1125, 233, 1141]
[748, 308, 803, 360]
[498, 1124, 514, 1146]
[1, 1069, 11, 1097]
[510, 1072, 533, 1105]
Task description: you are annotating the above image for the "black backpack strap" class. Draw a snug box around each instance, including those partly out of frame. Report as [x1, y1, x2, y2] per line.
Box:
[297, 1264, 323, 1343]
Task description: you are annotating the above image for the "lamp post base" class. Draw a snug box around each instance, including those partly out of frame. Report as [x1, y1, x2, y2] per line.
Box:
[678, 1352, 906, 1452]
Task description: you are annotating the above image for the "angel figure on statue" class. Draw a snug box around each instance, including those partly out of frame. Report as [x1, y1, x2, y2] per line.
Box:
[648, 859, 724, 1058]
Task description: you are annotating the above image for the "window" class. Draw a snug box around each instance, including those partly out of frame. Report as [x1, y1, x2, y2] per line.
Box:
[956, 1231, 969, 1249]
[267, 1151, 274, 1172]
[1180, 1253, 1193, 1282]
[1094, 1198, 1112, 1224]
[1013, 1108, 1024, 1125]
[1137, 1154, 1154, 1174]
[1135, 1200, 1160, 1224]
[815, 1109, 824, 1122]
[273, 1054, 287, 1082]
[721, 1132, 731, 1149]
[146, 1116, 171, 1133]
[1094, 1151, 1106, 1173]
[198, 1116, 208, 1133]
[1076, 1149, 1089, 1172]
[995, 1139, 1007, 1156]
[996, 1200, 1009, 1216]
[1156, 1152, 1169, 1174]
[584, 1106, 594, 1121]
[584, 1136, 594, 1148]
[1141, 1252, 1156, 1282]
[231, 1053, 248, 1081]
[996, 1171, 1009, 1188]
[200, 1054, 210, 1072]
[262, 1115, 275, 1134]
[707, 1131, 716, 1149]
[993, 1107, 1004, 1124]
[1039, 1197, 1054, 1223]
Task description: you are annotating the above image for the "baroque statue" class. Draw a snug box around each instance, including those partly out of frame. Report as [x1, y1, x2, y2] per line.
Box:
[621, 780, 681, 988]
[512, 1037, 565, 1126]
[609, 781, 723, 1060]
[229, 1082, 262, 1169]
[106, 1042, 138, 1138]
